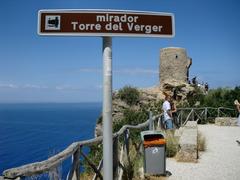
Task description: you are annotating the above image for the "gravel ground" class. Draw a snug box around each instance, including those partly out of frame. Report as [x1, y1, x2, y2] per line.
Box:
[166, 124, 240, 180]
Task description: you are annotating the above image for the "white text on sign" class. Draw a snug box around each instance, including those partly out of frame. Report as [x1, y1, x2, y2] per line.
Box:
[71, 14, 163, 34]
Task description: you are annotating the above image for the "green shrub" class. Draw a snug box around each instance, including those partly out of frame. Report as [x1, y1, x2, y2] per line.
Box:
[186, 87, 205, 107]
[145, 100, 164, 116]
[113, 108, 148, 144]
[118, 86, 140, 106]
[82, 144, 103, 174]
[201, 86, 240, 117]
[180, 86, 240, 117]
[123, 109, 148, 126]
[96, 115, 102, 124]
[165, 131, 179, 157]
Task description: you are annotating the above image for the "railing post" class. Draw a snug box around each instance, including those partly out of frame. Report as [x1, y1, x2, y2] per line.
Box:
[217, 108, 220, 117]
[180, 110, 183, 126]
[149, 111, 153, 130]
[67, 146, 81, 180]
[113, 136, 119, 180]
[124, 129, 130, 164]
[93, 159, 103, 180]
[205, 107, 208, 121]
[74, 147, 80, 180]
[192, 109, 195, 121]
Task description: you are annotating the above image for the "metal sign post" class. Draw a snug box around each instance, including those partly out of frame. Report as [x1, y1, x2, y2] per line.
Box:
[102, 36, 113, 180]
[38, 9, 175, 180]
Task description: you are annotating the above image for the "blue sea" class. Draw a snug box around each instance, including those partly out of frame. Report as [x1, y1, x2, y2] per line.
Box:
[0, 103, 102, 178]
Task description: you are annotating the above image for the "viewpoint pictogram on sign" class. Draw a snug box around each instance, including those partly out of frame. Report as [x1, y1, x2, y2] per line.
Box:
[45, 15, 61, 30]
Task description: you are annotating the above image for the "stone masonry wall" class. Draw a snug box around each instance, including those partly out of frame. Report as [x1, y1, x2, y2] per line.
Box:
[176, 121, 198, 162]
[159, 47, 192, 87]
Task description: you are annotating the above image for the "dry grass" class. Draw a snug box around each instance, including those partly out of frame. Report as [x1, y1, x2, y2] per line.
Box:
[165, 130, 179, 157]
[80, 173, 94, 180]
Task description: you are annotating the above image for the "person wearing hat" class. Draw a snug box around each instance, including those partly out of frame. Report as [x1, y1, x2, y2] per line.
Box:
[162, 93, 173, 130]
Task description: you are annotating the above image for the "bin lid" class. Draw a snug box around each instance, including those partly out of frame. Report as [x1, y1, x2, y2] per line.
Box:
[143, 138, 166, 148]
[140, 130, 164, 141]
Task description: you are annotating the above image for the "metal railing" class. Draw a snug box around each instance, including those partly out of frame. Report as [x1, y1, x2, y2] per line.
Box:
[177, 107, 236, 127]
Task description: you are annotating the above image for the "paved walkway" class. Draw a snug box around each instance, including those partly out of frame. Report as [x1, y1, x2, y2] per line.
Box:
[166, 124, 240, 180]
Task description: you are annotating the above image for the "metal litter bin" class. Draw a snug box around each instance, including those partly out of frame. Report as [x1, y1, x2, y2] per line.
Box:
[141, 130, 166, 175]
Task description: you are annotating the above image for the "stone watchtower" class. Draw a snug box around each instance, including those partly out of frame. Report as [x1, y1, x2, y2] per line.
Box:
[159, 47, 192, 87]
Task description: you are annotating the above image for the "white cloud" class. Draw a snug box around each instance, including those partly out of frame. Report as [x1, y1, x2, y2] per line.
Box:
[0, 82, 102, 91]
[23, 84, 48, 89]
[55, 84, 103, 91]
[0, 83, 49, 90]
[0, 83, 19, 89]
[55, 85, 83, 91]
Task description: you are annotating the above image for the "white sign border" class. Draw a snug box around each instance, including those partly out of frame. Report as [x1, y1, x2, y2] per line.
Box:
[38, 9, 175, 38]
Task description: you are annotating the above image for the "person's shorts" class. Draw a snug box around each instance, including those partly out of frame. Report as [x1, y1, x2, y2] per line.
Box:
[165, 119, 173, 129]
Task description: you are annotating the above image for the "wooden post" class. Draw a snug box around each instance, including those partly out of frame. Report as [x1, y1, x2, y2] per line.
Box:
[113, 136, 119, 180]
[74, 147, 80, 180]
[93, 159, 103, 180]
[192, 109, 195, 121]
[149, 111, 153, 130]
[205, 107, 207, 121]
[124, 129, 130, 166]
[180, 110, 183, 126]
[67, 147, 81, 180]
[118, 145, 124, 180]
[217, 108, 220, 117]
[80, 151, 103, 180]
[124, 129, 130, 157]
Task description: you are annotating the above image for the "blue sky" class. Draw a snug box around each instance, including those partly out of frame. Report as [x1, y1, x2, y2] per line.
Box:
[0, 0, 239, 103]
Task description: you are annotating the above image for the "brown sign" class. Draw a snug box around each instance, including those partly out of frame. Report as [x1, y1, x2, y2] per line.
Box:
[38, 10, 175, 37]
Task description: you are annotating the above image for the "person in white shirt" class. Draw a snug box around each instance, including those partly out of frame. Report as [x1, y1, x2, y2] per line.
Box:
[162, 94, 173, 129]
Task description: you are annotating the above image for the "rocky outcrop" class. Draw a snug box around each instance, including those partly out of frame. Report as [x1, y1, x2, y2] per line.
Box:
[161, 80, 194, 102]
[215, 117, 237, 126]
[95, 88, 161, 137]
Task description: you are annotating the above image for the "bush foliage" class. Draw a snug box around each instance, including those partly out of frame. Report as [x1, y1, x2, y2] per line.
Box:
[201, 86, 240, 108]
[113, 108, 148, 143]
[118, 86, 140, 106]
[183, 86, 240, 109]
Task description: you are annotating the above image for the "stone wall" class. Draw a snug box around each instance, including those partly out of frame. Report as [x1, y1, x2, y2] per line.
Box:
[159, 47, 192, 87]
[176, 121, 198, 162]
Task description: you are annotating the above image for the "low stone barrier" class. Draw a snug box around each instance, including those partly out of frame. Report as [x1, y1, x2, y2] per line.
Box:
[176, 121, 198, 162]
[215, 117, 237, 126]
